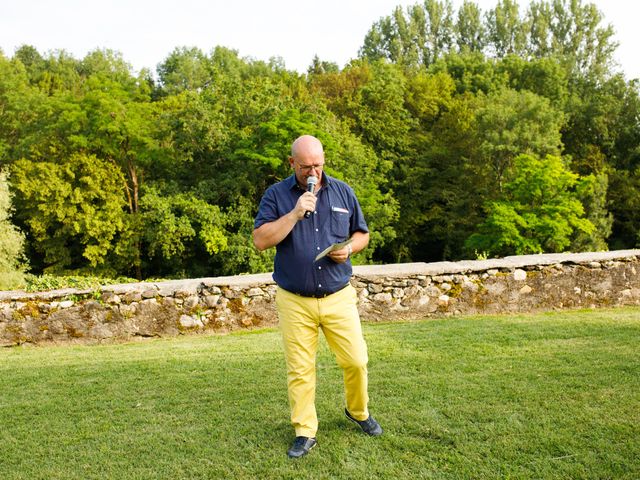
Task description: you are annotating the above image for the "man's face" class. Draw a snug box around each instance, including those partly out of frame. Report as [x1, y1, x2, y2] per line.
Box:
[289, 151, 324, 189]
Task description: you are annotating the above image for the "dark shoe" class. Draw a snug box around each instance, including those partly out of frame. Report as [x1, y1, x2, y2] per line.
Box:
[345, 408, 383, 436]
[287, 436, 317, 458]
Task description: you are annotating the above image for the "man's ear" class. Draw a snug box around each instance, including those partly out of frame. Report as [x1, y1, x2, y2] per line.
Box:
[288, 156, 295, 168]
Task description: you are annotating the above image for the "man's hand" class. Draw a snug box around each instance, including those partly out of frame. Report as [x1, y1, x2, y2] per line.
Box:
[253, 192, 317, 251]
[328, 245, 351, 264]
[295, 192, 317, 219]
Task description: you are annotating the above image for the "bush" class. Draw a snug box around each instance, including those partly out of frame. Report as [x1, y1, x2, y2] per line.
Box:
[22, 274, 139, 292]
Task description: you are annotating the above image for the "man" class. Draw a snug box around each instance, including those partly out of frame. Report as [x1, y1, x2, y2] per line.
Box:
[253, 135, 383, 459]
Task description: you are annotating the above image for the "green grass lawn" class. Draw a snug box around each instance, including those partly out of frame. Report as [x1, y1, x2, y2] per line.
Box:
[1, 307, 639, 479]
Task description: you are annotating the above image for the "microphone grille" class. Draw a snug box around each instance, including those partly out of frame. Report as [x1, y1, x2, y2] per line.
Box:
[307, 175, 318, 186]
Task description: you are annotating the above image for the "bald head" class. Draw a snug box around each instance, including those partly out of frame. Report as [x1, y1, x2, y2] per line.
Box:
[289, 135, 325, 188]
[291, 135, 324, 160]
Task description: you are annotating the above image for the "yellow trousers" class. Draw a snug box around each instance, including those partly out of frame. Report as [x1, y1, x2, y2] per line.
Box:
[275, 284, 369, 438]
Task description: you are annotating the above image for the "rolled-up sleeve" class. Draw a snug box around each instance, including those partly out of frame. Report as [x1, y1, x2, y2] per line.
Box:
[254, 186, 279, 230]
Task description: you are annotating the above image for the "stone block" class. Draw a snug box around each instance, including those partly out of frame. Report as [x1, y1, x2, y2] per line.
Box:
[141, 289, 157, 299]
[462, 281, 479, 293]
[372, 292, 393, 303]
[102, 292, 121, 304]
[392, 288, 405, 298]
[183, 296, 200, 309]
[179, 315, 203, 329]
[514, 269, 527, 281]
[204, 295, 221, 307]
[123, 292, 142, 303]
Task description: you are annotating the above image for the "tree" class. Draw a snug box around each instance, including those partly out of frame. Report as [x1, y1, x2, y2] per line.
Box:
[77, 71, 159, 217]
[485, 0, 528, 57]
[13, 44, 45, 82]
[351, 61, 413, 160]
[391, 89, 485, 262]
[548, 0, 617, 78]
[0, 169, 27, 289]
[429, 50, 506, 95]
[35, 50, 83, 95]
[214, 197, 275, 276]
[79, 49, 135, 82]
[475, 88, 564, 190]
[157, 47, 212, 95]
[10, 154, 128, 274]
[360, 1, 454, 69]
[497, 55, 569, 109]
[607, 79, 640, 249]
[307, 55, 339, 75]
[526, 0, 553, 57]
[423, 0, 455, 66]
[608, 168, 640, 249]
[466, 153, 594, 257]
[571, 171, 612, 251]
[0, 52, 43, 162]
[455, 0, 486, 53]
[138, 187, 228, 278]
[1, 24, 636, 279]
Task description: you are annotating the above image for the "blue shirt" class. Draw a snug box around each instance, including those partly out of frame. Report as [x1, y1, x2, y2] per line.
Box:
[254, 173, 369, 296]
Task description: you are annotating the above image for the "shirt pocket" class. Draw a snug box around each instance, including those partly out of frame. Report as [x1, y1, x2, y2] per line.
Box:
[330, 206, 350, 238]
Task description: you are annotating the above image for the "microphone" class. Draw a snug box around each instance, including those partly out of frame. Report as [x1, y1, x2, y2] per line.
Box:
[304, 176, 318, 219]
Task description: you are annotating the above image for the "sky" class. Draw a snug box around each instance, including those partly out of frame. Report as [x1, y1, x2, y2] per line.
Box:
[1, 0, 638, 80]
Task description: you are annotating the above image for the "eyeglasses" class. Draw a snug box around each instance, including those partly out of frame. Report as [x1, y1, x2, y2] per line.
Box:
[296, 163, 324, 173]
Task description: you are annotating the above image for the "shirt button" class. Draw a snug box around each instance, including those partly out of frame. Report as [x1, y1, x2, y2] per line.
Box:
[318, 284, 322, 288]
[317, 247, 320, 250]
[318, 266, 322, 270]
[315, 228, 319, 232]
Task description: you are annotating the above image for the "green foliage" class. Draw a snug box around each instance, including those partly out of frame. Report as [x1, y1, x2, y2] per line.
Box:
[0, 52, 43, 162]
[475, 88, 564, 189]
[466, 154, 594, 256]
[22, 273, 137, 292]
[572, 171, 613, 251]
[609, 167, 640, 249]
[430, 50, 508, 94]
[10, 154, 128, 273]
[360, 0, 618, 79]
[0, 169, 28, 289]
[139, 187, 228, 278]
[405, 71, 456, 123]
[455, 1, 486, 53]
[232, 108, 320, 194]
[351, 61, 414, 158]
[157, 46, 211, 94]
[497, 55, 569, 108]
[215, 197, 275, 276]
[486, 0, 528, 57]
[1, 9, 639, 281]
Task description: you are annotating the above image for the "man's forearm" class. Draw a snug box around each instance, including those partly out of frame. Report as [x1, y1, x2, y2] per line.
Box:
[350, 231, 369, 255]
[252, 211, 299, 251]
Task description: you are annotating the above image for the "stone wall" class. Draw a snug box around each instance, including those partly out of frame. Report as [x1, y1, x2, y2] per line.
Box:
[1, 250, 639, 347]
